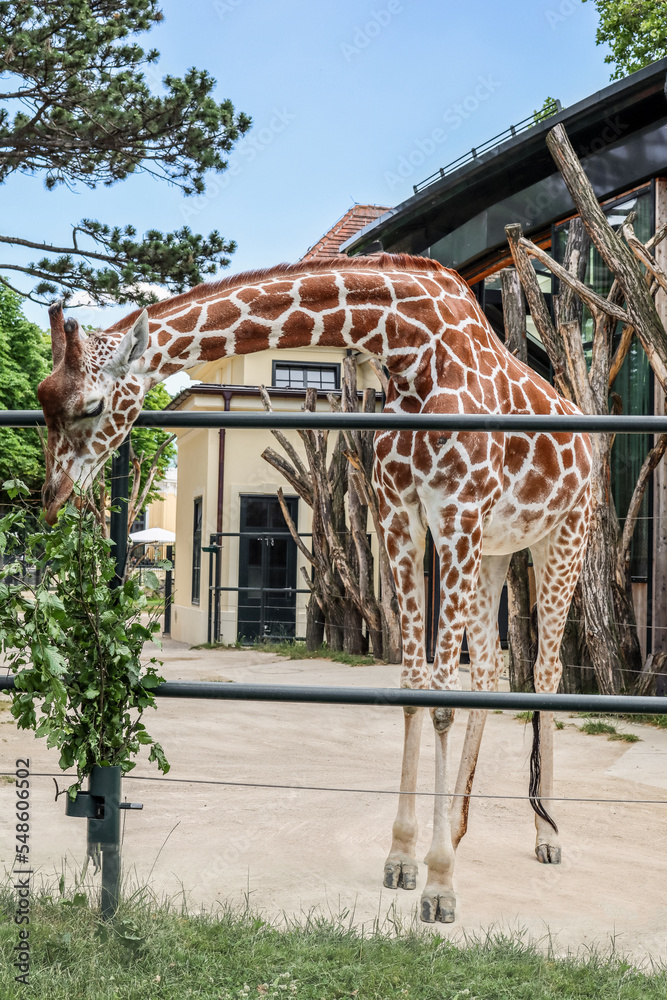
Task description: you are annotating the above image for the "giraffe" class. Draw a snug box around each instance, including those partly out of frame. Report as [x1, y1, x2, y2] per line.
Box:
[38, 254, 593, 923]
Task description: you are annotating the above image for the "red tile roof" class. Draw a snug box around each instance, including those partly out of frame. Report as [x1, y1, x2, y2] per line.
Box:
[300, 204, 391, 261]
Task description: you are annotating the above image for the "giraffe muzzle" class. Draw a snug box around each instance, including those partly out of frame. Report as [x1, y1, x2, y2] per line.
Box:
[42, 475, 75, 526]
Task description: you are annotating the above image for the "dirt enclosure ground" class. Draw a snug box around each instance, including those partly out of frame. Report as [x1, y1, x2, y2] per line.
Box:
[2, 638, 667, 964]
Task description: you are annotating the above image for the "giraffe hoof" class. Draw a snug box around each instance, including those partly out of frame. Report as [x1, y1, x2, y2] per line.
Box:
[420, 891, 456, 923]
[383, 860, 418, 890]
[536, 844, 561, 864]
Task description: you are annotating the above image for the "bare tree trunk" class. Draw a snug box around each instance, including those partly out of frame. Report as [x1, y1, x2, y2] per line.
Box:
[503, 122, 667, 693]
[261, 362, 401, 662]
[506, 552, 535, 691]
[339, 359, 402, 661]
[342, 359, 384, 657]
[579, 504, 633, 694]
[306, 592, 325, 649]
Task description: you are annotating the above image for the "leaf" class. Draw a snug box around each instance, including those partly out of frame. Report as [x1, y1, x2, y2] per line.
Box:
[42, 646, 68, 676]
[2, 479, 30, 498]
[36, 592, 66, 618]
[143, 570, 160, 592]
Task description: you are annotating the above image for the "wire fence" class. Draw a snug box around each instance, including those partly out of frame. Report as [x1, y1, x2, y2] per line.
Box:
[2, 771, 666, 807]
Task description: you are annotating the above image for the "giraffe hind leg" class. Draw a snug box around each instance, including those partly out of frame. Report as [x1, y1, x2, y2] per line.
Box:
[529, 498, 591, 864]
[529, 710, 559, 850]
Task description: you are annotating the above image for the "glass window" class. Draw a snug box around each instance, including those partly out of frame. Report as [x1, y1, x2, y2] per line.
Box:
[273, 362, 340, 391]
[191, 496, 203, 605]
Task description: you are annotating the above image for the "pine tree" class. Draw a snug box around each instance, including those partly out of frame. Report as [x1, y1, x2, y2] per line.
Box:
[0, 2, 251, 304]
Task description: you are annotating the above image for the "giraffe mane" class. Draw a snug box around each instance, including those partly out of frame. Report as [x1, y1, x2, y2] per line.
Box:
[103, 253, 453, 334]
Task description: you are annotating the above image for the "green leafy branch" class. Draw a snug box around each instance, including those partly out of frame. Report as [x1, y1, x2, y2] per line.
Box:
[0, 222, 236, 306]
[0, 3, 251, 191]
[584, 0, 667, 80]
[0, 479, 169, 796]
[0, 1, 251, 303]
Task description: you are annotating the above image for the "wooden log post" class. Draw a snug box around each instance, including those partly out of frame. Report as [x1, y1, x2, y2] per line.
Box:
[504, 219, 632, 694]
[546, 123, 667, 393]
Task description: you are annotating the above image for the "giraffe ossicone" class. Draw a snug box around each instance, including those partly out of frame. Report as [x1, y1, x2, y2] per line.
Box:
[37, 254, 593, 922]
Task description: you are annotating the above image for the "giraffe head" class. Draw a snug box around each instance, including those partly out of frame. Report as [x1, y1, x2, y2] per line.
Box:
[37, 302, 151, 525]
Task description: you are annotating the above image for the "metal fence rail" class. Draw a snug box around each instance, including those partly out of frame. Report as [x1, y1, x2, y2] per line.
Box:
[6, 409, 667, 433]
[412, 102, 562, 195]
[1, 675, 665, 714]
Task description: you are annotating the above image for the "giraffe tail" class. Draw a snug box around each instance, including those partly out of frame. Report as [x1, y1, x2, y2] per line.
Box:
[528, 711, 558, 834]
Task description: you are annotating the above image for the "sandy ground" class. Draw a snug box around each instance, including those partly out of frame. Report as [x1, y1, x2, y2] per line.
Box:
[2, 638, 667, 964]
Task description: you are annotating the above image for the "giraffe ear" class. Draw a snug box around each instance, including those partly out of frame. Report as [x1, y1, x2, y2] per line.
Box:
[104, 310, 150, 378]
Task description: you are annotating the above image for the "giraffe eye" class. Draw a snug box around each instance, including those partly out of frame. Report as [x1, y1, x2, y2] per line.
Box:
[82, 400, 104, 419]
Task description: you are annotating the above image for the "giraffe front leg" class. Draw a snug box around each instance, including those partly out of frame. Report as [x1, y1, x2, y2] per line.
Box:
[421, 704, 457, 923]
[384, 706, 424, 891]
[380, 501, 428, 893]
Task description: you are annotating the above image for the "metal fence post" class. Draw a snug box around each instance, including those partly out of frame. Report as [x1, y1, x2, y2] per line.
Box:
[100, 436, 131, 914]
[89, 765, 122, 920]
[110, 438, 130, 585]
[164, 544, 173, 635]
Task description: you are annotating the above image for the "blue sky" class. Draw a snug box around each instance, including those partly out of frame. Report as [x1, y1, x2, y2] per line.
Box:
[4, 0, 611, 390]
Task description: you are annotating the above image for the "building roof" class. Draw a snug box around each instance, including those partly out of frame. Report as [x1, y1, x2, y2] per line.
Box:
[340, 58, 667, 275]
[165, 383, 382, 411]
[300, 204, 391, 261]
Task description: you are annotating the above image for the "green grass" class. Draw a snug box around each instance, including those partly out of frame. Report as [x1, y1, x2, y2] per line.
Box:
[616, 713, 667, 730]
[259, 640, 376, 666]
[579, 720, 619, 736]
[1, 881, 666, 999]
[576, 712, 667, 729]
[578, 720, 641, 743]
[143, 597, 164, 609]
[192, 639, 376, 666]
[191, 641, 244, 651]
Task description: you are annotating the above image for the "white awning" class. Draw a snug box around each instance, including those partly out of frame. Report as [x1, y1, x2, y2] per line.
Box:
[129, 527, 176, 544]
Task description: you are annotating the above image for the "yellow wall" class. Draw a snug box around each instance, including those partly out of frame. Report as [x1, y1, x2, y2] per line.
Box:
[170, 347, 382, 647]
[146, 470, 177, 534]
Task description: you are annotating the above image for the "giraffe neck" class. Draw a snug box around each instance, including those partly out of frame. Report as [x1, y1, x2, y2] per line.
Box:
[116, 266, 444, 387]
